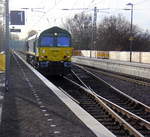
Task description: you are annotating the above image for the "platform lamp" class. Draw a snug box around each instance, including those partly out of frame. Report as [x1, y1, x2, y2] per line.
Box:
[126, 3, 133, 62]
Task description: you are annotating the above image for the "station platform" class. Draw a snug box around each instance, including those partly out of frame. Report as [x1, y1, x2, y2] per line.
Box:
[72, 56, 150, 79]
[0, 52, 115, 137]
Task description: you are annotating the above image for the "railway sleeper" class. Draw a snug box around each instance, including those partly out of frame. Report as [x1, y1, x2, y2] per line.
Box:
[81, 105, 101, 109]
[94, 115, 111, 119]
[130, 111, 150, 119]
[135, 128, 150, 135]
[110, 129, 130, 136]
[138, 130, 150, 136]
[131, 109, 148, 114]
[78, 99, 95, 102]
[85, 110, 106, 115]
[106, 125, 122, 130]
[119, 106, 138, 111]
[99, 121, 117, 126]
[141, 116, 150, 121]
[99, 123, 130, 136]
[80, 101, 99, 105]
[113, 101, 133, 106]
[80, 101, 98, 105]
[93, 114, 111, 119]
[109, 107, 150, 136]
[84, 107, 102, 110]
[96, 118, 115, 122]
[64, 73, 146, 137]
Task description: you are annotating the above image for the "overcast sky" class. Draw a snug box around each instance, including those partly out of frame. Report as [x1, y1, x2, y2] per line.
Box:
[9, 0, 150, 38]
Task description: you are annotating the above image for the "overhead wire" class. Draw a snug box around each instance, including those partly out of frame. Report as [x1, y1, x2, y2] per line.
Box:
[62, 0, 80, 20]
[25, 0, 48, 31]
[60, 0, 97, 19]
[30, 0, 64, 29]
[28, 0, 149, 31]
[87, 0, 96, 9]
[36, 0, 94, 29]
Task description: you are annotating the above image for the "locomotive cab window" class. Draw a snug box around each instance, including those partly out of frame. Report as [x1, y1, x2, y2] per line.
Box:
[57, 37, 70, 47]
[40, 37, 54, 46]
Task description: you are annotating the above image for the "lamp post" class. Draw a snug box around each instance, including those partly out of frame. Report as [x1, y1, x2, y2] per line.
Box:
[126, 3, 133, 62]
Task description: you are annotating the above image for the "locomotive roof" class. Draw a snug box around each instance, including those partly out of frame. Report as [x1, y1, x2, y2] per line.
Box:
[27, 26, 71, 41]
[39, 26, 71, 37]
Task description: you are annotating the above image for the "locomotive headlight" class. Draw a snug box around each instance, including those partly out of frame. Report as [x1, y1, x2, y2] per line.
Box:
[64, 55, 70, 59]
[54, 33, 58, 36]
[42, 49, 46, 53]
[40, 55, 47, 60]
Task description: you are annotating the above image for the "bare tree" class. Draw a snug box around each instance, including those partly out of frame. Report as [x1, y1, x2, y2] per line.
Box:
[97, 14, 150, 51]
[63, 12, 92, 50]
[63, 13, 150, 51]
[97, 15, 131, 50]
[133, 30, 150, 51]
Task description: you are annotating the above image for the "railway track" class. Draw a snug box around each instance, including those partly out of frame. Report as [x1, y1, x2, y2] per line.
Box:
[61, 65, 150, 136]
[16, 51, 150, 136]
[68, 65, 150, 122]
[93, 92, 150, 136]
[51, 76, 150, 137]
[81, 65, 150, 87]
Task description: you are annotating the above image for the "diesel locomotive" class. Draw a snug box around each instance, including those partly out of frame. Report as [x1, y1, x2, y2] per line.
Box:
[26, 26, 73, 75]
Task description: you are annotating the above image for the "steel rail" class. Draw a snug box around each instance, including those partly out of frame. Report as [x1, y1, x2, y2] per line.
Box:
[94, 91, 150, 130]
[74, 64, 150, 113]
[82, 64, 150, 87]
[68, 70, 150, 135]
[64, 76, 144, 137]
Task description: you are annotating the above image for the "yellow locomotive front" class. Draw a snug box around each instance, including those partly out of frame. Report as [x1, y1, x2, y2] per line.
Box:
[26, 27, 72, 76]
[38, 47, 72, 62]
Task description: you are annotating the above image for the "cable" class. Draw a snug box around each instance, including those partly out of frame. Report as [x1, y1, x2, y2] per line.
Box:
[30, 0, 64, 29]
[84, 0, 95, 9]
